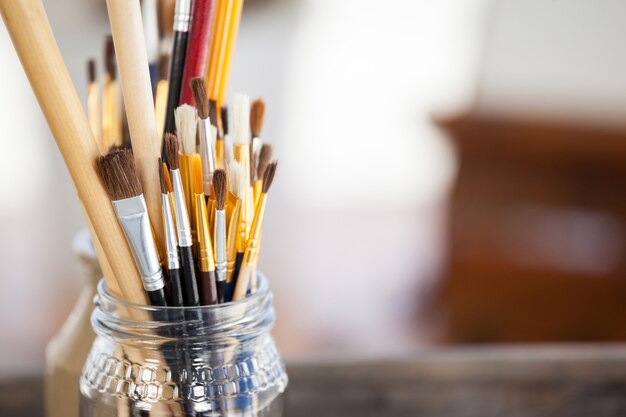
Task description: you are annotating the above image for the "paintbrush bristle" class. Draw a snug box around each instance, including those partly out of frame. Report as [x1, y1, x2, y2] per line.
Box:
[213, 169, 227, 210]
[97, 149, 143, 200]
[87, 59, 96, 84]
[228, 161, 244, 199]
[232, 93, 250, 144]
[191, 78, 209, 120]
[175, 104, 198, 154]
[192, 155, 203, 195]
[158, 157, 168, 194]
[257, 144, 273, 180]
[250, 98, 266, 138]
[165, 133, 180, 170]
[262, 161, 277, 194]
[104, 35, 116, 80]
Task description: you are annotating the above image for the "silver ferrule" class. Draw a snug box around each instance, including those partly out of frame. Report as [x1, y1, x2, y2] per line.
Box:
[112, 196, 165, 292]
[173, 0, 192, 31]
[199, 118, 216, 195]
[161, 193, 180, 270]
[215, 210, 227, 283]
[170, 169, 193, 247]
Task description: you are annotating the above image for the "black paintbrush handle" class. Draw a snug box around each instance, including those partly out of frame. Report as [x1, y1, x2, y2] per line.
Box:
[167, 267, 184, 307]
[180, 245, 200, 307]
[198, 270, 218, 305]
[216, 279, 226, 304]
[147, 287, 168, 307]
[163, 30, 189, 139]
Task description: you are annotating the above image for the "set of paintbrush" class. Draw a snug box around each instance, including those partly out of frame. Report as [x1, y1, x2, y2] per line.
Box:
[0, 0, 275, 311]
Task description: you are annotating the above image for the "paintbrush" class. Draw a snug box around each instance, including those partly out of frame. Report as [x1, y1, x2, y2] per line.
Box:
[86, 59, 101, 148]
[233, 161, 277, 301]
[102, 36, 121, 150]
[214, 0, 244, 108]
[212, 169, 227, 303]
[232, 93, 253, 278]
[212, 100, 226, 169]
[165, 133, 200, 307]
[174, 104, 199, 249]
[226, 161, 243, 301]
[191, 77, 216, 196]
[159, 158, 184, 307]
[179, 0, 217, 106]
[250, 98, 265, 184]
[192, 157, 218, 305]
[254, 143, 272, 206]
[221, 105, 233, 165]
[97, 149, 168, 306]
[162, 0, 192, 138]
[106, 0, 166, 256]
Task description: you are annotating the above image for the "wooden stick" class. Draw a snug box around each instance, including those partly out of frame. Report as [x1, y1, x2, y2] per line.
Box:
[0, 0, 148, 305]
[105, 0, 165, 254]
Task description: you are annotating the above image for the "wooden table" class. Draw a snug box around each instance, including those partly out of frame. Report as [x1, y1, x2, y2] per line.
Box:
[3, 345, 626, 417]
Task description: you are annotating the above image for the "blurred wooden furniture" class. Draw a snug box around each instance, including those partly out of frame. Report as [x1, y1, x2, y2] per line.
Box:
[434, 114, 626, 342]
[3, 346, 626, 417]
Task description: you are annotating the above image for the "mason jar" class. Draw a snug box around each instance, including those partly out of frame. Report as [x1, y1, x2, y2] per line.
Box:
[79, 275, 288, 416]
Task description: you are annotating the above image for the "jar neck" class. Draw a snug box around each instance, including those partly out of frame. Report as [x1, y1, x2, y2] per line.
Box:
[92, 275, 275, 348]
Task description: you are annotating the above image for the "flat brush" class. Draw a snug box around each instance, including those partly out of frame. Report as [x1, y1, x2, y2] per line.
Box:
[233, 161, 277, 301]
[192, 157, 218, 305]
[192, 78, 216, 195]
[162, 0, 192, 139]
[213, 169, 227, 303]
[97, 149, 168, 306]
[160, 158, 184, 307]
[165, 133, 200, 307]
[226, 161, 243, 301]
[86, 59, 101, 147]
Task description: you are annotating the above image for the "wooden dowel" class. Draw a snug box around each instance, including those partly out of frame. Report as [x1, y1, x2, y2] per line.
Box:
[0, 0, 148, 305]
[106, 0, 165, 254]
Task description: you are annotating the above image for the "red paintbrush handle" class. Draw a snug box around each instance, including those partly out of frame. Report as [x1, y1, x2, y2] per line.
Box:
[179, 0, 217, 106]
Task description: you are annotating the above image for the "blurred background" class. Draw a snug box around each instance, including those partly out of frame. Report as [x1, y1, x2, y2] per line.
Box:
[1, 0, 625, 378]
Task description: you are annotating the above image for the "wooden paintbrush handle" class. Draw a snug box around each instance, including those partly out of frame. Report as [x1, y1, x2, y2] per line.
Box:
[198, 270, 218, 305]
[0, 0, 147, 305]
[106, 0, 165, 255]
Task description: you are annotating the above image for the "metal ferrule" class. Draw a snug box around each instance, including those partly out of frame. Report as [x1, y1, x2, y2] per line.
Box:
[161, 193, 180, 270]
[199, 119, 216, 196]
[173, 0, 192, 31]
[195, 193, 215, 271]
[112, 196, 165, 292]
[171, 169, 192, 247]
[215, 210, 227, 283]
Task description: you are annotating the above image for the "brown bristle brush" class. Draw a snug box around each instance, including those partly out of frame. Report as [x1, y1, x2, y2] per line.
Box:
[233, 161, 277, 301]
[165, 133, 200, 307]
[159, 157, 184, 307]
[250, 98, 265, 184]
[213, 169, 227, 302]
[254, 143, 272, 205]
[97, 149, 168, 306]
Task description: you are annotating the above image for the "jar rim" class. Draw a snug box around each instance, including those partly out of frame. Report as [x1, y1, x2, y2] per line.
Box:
[97, 272, 270, 314]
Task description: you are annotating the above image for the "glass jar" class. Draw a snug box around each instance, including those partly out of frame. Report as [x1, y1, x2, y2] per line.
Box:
[79, 275, 288, 417]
